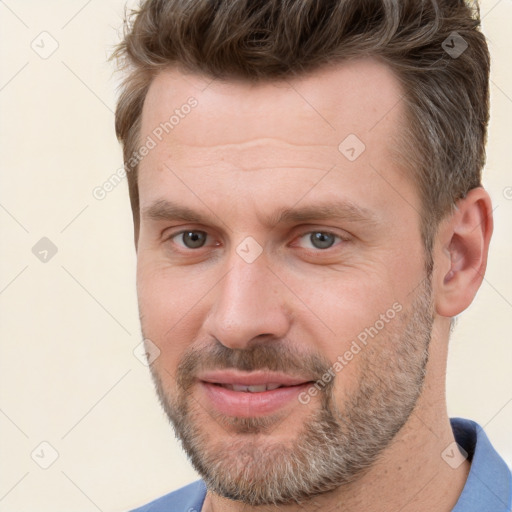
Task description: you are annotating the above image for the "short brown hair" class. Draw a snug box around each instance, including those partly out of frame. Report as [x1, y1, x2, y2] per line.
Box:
[113, 0, 490, 256]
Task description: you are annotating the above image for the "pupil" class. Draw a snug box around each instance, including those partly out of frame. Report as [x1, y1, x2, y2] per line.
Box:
[183, 231, 206, 248]
[311, 232, 335, 249]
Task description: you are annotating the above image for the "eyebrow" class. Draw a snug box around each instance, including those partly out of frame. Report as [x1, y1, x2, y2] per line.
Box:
[141, 199, 379, 229]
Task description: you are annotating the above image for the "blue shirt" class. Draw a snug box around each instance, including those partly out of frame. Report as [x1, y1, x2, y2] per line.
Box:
[130, 418, 511, 512]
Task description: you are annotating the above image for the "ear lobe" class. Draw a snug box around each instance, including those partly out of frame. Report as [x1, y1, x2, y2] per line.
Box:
[435, 187, 493, 317]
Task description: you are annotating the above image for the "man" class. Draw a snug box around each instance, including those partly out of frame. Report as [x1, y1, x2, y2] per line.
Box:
[113, 0, 511, 510]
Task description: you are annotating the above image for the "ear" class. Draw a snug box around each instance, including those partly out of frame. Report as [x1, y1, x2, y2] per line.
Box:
[434, 187, 494, 317]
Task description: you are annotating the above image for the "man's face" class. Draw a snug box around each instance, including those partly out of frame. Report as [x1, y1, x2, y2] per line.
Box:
[136, 59, 433, 505]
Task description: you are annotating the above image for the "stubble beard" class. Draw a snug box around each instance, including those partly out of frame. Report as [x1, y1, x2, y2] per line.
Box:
[145, 276, 434, 506]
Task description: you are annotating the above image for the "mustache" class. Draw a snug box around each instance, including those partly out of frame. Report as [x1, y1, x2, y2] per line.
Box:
[175, 338, 334, 391]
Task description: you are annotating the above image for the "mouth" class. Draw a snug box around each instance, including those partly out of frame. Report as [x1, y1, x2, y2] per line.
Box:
[211, 382, 292, 392]
[197, 370, 315, 417]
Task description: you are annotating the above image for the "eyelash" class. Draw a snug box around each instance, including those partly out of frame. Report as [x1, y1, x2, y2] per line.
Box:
[166, 229, 348, 252]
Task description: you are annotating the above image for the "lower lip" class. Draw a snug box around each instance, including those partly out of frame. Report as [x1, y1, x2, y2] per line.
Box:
[199, 381, 313, 417]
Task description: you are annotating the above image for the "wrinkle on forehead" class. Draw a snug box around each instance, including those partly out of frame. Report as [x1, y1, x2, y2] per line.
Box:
[163, 138, 340, 173]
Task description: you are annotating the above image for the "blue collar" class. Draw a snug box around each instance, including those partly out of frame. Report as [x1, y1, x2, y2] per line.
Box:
[450, 417, 511, 511]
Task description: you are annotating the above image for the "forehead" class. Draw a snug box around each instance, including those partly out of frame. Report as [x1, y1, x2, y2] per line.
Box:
[141, 58, 404, 151]
[137, 58, 416, 225]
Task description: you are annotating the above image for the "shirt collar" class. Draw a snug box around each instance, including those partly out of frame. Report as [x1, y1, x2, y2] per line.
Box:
[450, 417, 512, 511]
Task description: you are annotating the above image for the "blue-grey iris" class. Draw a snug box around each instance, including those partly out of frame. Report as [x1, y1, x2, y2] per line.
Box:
[310, 232, 335, 249]
[182, 231, 207, 248]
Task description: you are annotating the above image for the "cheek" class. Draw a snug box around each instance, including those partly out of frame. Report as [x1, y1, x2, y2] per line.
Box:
[281, 261, 411, 395]
[287, 266, 397, 338]
[136, 256, 209, 365]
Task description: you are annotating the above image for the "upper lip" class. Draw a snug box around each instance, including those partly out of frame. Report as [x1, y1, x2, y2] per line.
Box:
[198, 370, 313, 387]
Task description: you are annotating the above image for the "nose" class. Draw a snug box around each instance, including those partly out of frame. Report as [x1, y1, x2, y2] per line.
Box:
[203, 251, 292, 350]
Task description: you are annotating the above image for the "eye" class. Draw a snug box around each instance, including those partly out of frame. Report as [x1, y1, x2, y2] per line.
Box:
[172, 230, 209, 249]
[297, 231, 342, 250]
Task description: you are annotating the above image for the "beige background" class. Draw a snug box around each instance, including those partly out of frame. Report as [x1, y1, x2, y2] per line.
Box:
[0, 1, 511, 511]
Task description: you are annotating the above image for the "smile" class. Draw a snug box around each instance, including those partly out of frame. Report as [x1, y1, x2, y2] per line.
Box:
[197, 370, 315, 417]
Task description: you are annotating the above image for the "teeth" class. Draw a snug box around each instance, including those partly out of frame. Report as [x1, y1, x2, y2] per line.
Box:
[221, 383, 282, 392]
[233, 384, 267, 392]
